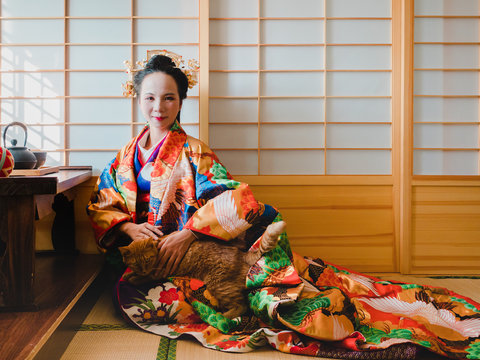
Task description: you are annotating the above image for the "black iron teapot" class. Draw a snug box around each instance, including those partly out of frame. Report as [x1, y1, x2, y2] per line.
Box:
[2, 122, 37, 169]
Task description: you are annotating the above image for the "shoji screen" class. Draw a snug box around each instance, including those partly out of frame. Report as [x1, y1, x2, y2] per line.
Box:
[409, 0, 480, 275]
[209, 0, 392, 176]
[413, 0, 479, 175]
[1, 0, 67, 166]
[0, 0, 199, 174]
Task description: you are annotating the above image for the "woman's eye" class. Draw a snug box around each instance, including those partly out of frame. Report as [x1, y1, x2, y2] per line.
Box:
[165, 96, 175, 101]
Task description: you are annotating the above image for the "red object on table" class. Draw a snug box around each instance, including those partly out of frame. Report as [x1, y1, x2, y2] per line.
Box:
[0, 147, 14, 177]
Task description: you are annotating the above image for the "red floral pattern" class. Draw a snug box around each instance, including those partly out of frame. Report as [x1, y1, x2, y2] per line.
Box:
[189, 278, 204, 291]
[158, 288, 179, 305]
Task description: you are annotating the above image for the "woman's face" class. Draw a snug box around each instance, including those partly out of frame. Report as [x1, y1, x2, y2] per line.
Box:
[138, 72, 182, 133]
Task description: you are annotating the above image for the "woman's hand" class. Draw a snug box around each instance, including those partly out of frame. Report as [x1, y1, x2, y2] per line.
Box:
[155, 229, 196, 278]
[119, 222, 163, 242]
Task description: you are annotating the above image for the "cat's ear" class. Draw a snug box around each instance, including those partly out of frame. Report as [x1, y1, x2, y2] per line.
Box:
[146, 238, 157, 249]
[118, 246, 130, 256]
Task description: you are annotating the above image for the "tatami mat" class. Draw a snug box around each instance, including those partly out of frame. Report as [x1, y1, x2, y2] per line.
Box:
[50, 275, 480, 360]
[82, 289, 126, 325]
[60, 330, 163, 360]
[175, 339, 315, 360]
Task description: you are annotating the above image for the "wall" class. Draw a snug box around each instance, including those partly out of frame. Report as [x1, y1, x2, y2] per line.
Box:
[410, 181, 480, 274]
[250, 183, 396, 272]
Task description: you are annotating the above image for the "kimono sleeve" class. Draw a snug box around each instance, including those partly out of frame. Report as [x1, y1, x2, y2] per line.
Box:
[183, 142, 269, 241]
[86, 156, 132, 249]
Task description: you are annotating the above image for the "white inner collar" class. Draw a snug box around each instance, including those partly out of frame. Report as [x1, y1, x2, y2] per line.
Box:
[138, 130, 164, 164]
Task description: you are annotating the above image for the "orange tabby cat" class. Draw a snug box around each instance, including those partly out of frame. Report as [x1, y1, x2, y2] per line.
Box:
[119, 221, 286, 319]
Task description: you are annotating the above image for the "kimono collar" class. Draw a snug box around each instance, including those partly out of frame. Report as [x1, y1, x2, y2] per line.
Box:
[150, 120, 188, 179]
[116, 120, 188, 217]
[120, 120, 187, 170]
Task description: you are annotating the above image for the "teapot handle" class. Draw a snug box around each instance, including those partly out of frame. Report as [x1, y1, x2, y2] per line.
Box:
[2, 121, 28, 148]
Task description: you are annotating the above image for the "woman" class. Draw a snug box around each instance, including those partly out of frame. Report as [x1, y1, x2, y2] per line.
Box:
[88, 53, 480, 359]
[88, 54, 276, 271]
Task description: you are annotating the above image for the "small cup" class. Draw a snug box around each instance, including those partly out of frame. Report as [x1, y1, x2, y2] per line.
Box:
[33, 151, 47, 169]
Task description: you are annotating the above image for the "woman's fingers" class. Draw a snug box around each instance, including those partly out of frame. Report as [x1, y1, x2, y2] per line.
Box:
[153, 263, 163, 278]
[120, 222, 160, 241]
[154, 241, 169, 277]
[143, 228, 159, 240]
[139, 223, 163, 240]
[145, 223, 163, 237]
[162, 256, 175, 278]
[168, 256, 182, 277]
[153, 230, 192, 278]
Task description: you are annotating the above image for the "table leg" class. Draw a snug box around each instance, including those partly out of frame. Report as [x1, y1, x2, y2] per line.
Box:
[0, 195, 36, 309]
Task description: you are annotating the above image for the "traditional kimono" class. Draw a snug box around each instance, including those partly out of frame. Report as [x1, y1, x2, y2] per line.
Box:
[88, 121, 480, 360]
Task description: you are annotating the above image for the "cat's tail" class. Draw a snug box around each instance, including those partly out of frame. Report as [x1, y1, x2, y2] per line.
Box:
[245, 221, 286, 266]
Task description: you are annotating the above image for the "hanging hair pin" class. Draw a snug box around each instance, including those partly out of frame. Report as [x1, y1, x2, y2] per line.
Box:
[122, 60, 137, 97]
[122, 50, 199, 98]
[183, 59, 200, 89]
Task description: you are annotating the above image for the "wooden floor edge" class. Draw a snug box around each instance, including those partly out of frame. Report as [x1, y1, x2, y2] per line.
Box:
[25, 266, 102, 360]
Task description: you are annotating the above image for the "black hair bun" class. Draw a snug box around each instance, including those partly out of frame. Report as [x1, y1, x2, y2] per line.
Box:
[145, 55, 176, 70]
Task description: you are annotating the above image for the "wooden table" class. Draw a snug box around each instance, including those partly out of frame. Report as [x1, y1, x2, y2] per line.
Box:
[0, 167, 92, 310]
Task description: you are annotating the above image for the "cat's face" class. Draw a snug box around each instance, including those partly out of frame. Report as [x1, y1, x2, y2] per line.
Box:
[119, 238, 158, 276]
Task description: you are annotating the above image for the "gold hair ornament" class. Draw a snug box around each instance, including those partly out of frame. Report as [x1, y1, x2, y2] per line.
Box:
[122, 49, 199, 98]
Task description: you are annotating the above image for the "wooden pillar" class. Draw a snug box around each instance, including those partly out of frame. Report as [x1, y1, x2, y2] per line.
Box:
[0, 195, 36, 308]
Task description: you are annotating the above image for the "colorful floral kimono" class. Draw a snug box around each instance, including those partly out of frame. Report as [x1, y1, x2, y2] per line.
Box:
[88, 121, 480, 360]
